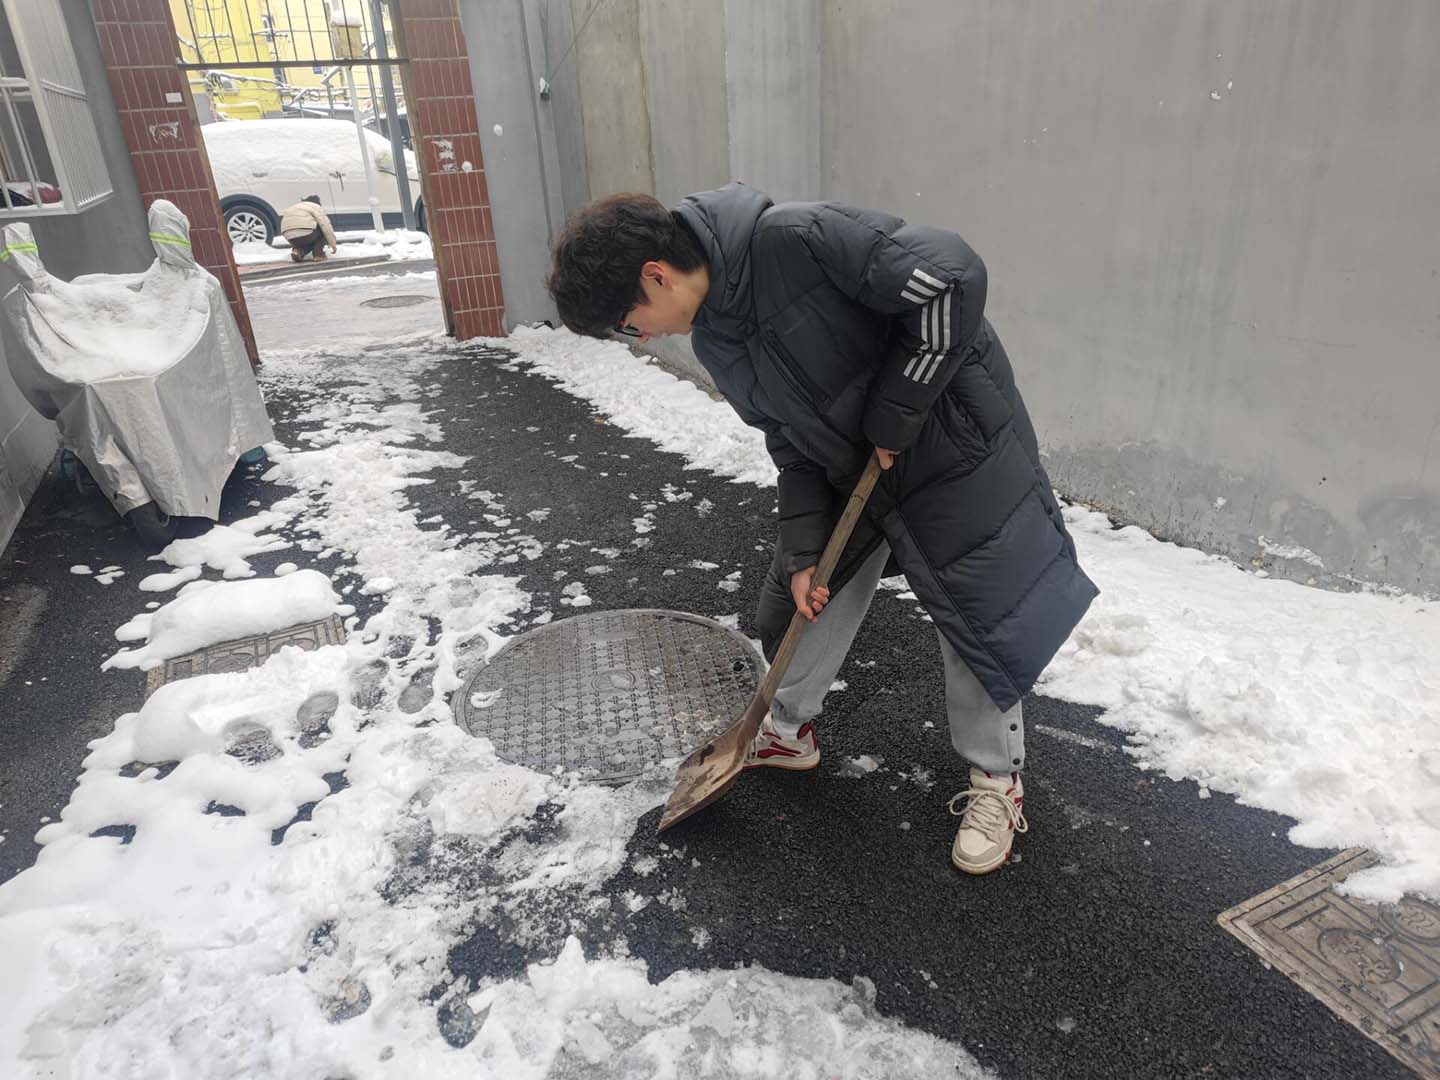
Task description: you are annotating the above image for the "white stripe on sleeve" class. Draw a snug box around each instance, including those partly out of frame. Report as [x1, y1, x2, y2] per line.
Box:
[915, 351, 950, 385]
[904, 270, 942, 298]
[908, 286, 953, 382]
[920, 352, 945, 384]
[912, 267, 947, 291]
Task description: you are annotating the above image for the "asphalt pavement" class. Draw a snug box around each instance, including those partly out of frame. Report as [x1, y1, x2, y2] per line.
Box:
[0, 272, 1408, 1079]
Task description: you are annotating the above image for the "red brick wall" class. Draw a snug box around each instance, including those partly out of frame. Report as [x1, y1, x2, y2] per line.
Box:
[92, 0, 258, 361]
[395, 0, 505, 338]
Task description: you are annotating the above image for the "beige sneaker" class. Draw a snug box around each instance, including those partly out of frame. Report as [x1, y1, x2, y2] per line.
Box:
[948, 768, 1027, 875]
[744, 714, 820, 771]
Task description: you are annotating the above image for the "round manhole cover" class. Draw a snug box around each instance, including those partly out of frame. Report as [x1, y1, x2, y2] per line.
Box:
[360, 294, 432, 308]
[453, 609, 762, 783]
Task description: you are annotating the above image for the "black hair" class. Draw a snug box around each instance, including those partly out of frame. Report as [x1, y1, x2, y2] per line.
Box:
[303, 194, 321, 205]
[545, 193, 705, 338]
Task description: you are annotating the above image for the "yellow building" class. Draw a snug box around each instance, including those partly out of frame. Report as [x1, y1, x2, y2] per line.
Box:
[170, 0, 392, 122]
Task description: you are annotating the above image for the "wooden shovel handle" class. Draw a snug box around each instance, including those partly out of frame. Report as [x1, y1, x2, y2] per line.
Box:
[756, 453, 884, 702]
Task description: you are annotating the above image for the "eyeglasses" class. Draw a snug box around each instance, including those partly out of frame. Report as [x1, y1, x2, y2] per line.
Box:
[614, 320, 642, 338]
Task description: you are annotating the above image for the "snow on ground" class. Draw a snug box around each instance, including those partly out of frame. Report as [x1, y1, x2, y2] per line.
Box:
[102, 570, 343, 672]
[500, 326, 1440, 903]
[232, 229, 433, 268]
[138, 564, 203, 592]
[0, 295, 984, 1078]
[464, 937, 974, 1079]
[1039, 508, 1440, 902]
[502, 326, 777, 487]
[11, 286, 1432, 1075]
[151, 510, 293, 579]
[244, 270, 442, 353]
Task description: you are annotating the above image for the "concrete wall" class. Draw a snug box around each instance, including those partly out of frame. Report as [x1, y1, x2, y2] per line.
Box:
[470, 0, 1440, 594]
[823, 0, 1440, 595]
[724, 0, 820, 203]
[540, 0, 589, 217]
[458, 0, 563, 327]
[639, 0, 729, 205]
[0, 0, 153, 552]
[551, 0, 815, 387]
[457, 0, 725, 361]
[568, 0, 653, 198]
[455, 0, 729, 327]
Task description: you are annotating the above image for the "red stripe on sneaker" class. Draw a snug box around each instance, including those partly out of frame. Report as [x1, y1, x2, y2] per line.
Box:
[756, 746, 800, 759]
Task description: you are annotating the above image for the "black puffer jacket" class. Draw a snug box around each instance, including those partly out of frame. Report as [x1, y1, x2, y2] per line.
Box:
[676, 183, 1097, 711]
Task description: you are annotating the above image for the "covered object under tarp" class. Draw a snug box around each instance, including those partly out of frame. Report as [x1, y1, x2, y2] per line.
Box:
[0, 200, 272, 518]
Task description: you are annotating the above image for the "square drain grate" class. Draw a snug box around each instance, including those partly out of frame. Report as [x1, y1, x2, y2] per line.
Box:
[145, 615, 346, 696]
[1219, 847, 1440, 1077]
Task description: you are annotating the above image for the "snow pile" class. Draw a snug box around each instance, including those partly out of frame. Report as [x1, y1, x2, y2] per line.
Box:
[502, 326, 775, 487]
[838, 755, 882, 778]
[560, 581, 593, 608]
[152, 511, 292, 578]
[232, 230, 432, 268]
[102, 570, 342, 671]
[138, 565, 202, 592]
[1256, 534, 1326, 569]
[1040, 505, 1440, 902]
[336, 230, 433, 263]
[231, 241, 293, 267]
[466, 937, 979, 1078]
[497, 325, 1440, 903]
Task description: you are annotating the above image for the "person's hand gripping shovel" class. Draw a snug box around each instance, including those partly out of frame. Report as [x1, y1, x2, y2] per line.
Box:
[658, 452, 886, 832]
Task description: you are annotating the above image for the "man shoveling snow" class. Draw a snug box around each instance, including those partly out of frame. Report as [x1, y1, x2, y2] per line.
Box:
[547, 183, 1097, 874]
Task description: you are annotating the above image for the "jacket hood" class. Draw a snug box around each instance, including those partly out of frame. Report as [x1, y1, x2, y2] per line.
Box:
[673, 182, 773, 336]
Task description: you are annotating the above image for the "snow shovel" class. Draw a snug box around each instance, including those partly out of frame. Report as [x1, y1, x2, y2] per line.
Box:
[658, 453, 884, 832]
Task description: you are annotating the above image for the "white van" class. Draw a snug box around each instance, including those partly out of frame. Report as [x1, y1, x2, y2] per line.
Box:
[202, 118, 424, 245]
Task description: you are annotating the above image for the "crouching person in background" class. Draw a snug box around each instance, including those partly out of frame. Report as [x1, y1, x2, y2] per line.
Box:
[281, 195, 338, 263]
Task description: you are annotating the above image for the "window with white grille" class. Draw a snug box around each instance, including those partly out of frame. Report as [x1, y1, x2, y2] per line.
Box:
[0, 0, 114, 217]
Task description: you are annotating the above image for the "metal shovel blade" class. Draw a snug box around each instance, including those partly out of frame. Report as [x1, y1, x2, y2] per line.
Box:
[656, 695, 769, 831]
[657, 454, 883, 833]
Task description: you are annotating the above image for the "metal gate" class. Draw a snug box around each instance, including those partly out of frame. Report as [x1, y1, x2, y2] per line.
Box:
[173, 0, 414, 229]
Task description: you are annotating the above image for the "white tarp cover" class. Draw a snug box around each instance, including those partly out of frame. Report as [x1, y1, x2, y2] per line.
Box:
[0, 201, 273, 517]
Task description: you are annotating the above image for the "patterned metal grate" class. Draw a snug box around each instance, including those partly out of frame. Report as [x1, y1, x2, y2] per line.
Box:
[360, 294, 432, 309]
[1219, 848, 1440, 1077]
[452, 609, 762, 783]
[145, 615, 347, 697]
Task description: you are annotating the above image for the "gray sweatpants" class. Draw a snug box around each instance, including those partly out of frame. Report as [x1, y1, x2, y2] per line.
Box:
[769, 542, 1025, 774]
